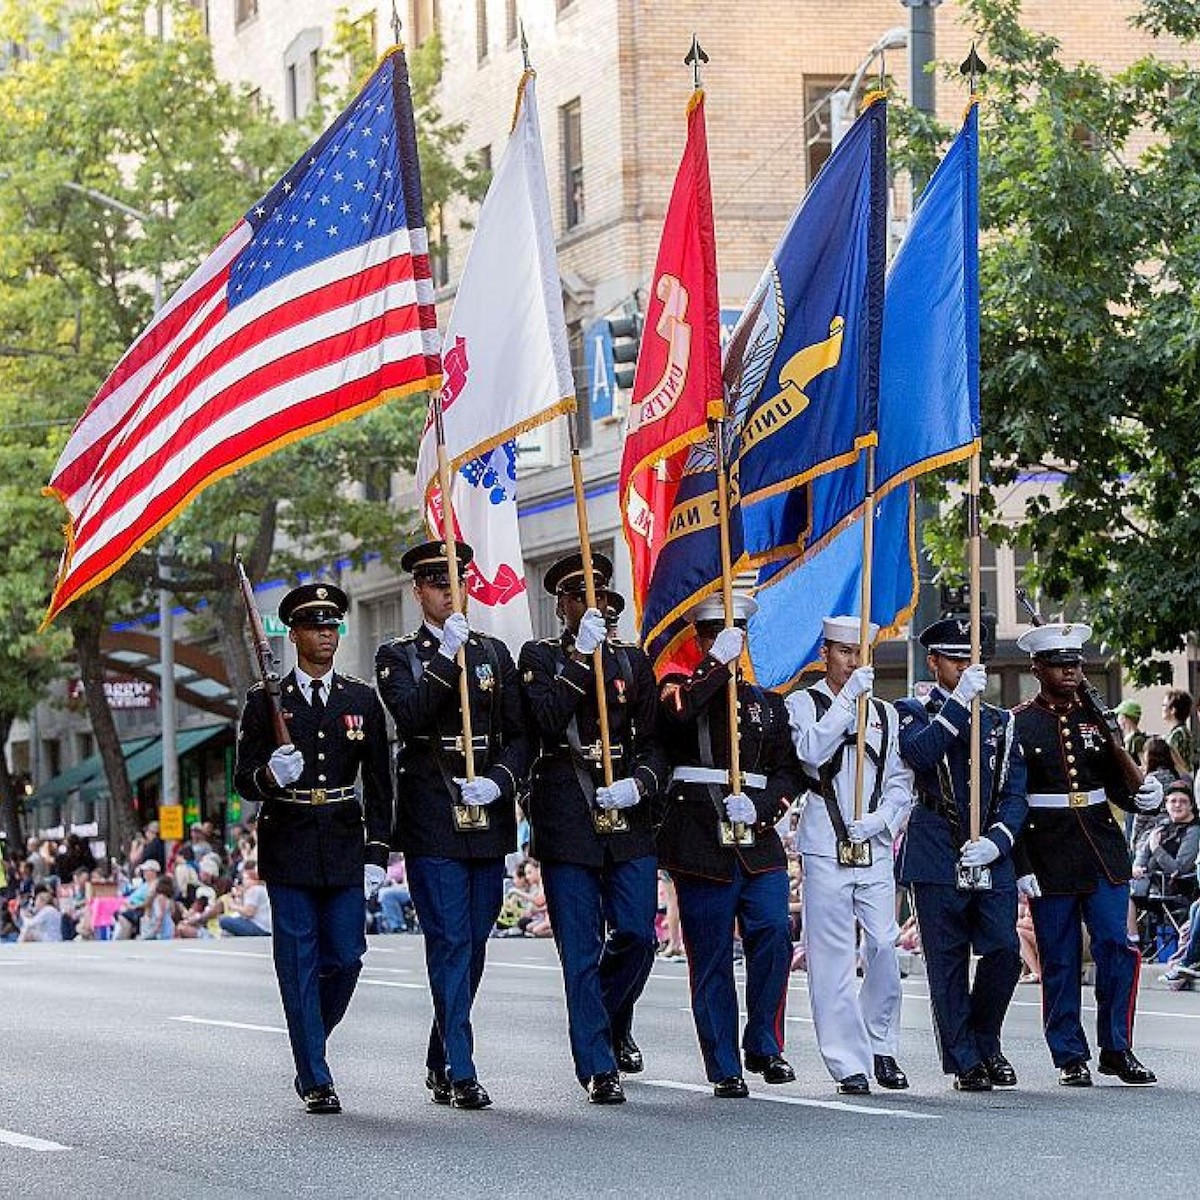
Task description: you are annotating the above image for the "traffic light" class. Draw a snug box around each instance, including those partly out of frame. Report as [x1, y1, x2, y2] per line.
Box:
[608, 312, 642, 391]
[939, 584, 997, 660]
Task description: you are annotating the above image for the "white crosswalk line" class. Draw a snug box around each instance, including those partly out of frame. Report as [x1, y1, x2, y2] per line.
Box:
[170, 1015, 285, 1033]
[0, 1128, 71, 1152]
[633, 1078, 941, 1120]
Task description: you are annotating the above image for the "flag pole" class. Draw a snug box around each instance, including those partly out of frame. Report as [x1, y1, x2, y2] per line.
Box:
[852, 444, 877, 834]
[968, 447, 982, 842]
[432, 391, 483, 826]
[566, 409, 615, 789]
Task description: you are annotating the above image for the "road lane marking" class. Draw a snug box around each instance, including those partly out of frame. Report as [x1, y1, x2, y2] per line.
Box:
[359, 979, 424, 990]
[634, 1079, 940, 1120]
[173, 949, 271, 960]
[1006, 998, 1200, 1021]
[0, 1128, 71, 1152]
[171, 1015, 285, 1033]
[361, 966, 413, 975]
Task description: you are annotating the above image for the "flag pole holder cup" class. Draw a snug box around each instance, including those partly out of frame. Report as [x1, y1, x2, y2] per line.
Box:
[837, 839, 872, 868]
[591, 808, 629, 835]
[453, 805, 491, 832]
[719, 821, 756, 848]
[956, 863, 992, 891]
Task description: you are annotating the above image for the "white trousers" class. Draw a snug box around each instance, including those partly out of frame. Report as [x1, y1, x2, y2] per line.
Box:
[801, 852, 903, 1082]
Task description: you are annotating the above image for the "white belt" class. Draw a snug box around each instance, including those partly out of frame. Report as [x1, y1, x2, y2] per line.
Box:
[1027, 788, 1107, 810]
[670, 766, 768, 790]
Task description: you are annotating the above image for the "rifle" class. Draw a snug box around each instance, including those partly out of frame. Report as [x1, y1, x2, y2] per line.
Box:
[1016, 588, 1144, 793]
[236, 555, 291, 747]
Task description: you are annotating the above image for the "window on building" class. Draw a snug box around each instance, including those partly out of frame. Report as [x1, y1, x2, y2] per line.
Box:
[358, 595, 407, 680]
[309, 49, 320, 104]
[561, 98, 584, 229]
[476, 0, 489, 63]
[411, 0, 441, 45]
[42, 738, 61, 780]
[569, 318, 591, 447]
[428, 203, 450, 288]
[285, 63, 299, 120]
[283, 29, 322, 121]
[803, 76, 841, 188]
[75, 731, 95, 762]
[246, 86, 263, 115]
[235, 0, 258, 28]
[505, 0, 518, 46]
[188, 0, 209, 36]
[353, 11, 377, 59]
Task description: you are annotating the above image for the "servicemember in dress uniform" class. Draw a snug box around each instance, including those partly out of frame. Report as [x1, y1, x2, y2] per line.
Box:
[1012, 623, 1163, 1087]
[895, 619, 1028, 1091]
[519, 552, 667, 1105]
[604, 591, 626, 641]
[786, 616, 914, 1095]
[375, 540, 529, 1111]
[657, 595, 802, 1098]
[234, 583, 393, 1115]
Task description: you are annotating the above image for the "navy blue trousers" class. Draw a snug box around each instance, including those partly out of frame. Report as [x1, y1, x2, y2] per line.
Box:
[674, 863, 792, 1082]
[541, 856, 658, 1083]
[266, 883, 366, 1092]
[912, 883, 1021, 1075]
[1030, 878, 1140, 1066]
[406, 856, 505, 1083]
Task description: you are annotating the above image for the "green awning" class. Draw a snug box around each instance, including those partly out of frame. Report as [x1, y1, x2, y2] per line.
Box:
[122, 723, 230, 785]
[30, 736, 155, 805]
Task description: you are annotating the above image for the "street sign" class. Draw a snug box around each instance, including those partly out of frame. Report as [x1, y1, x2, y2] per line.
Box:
[159, 805, 184, 840]
[585, 318, 617, 421]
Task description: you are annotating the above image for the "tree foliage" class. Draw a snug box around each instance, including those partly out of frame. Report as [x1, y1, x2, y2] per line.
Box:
[906, 0, 1200, 683]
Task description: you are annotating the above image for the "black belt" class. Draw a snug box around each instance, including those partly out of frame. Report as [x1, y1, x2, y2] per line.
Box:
[282, 786, 356, 805]
[410, 734, 491, 753]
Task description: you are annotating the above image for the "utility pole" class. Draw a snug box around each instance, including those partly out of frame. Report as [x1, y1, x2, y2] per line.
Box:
[901, 0, 944, 690]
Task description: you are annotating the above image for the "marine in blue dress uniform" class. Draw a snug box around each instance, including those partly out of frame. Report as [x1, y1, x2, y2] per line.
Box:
[518, 552, 667, 1105]
[375, 540, 530, 1111]
[656, 595, 801, 1098]
[234, 583, 393, 1115]
[1011, 622, 1163, 1087]
[895, 619, 1028, 1092]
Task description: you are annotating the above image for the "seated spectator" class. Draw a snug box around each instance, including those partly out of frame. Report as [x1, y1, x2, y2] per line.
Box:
[657, 871, 684, 959]
[515, 859, 550, 938]
[18, 887, 63, 943]
[1132, 784, 1200, 902]
[1131, 737, 1177, 849]
[0, 901, 18, 943]
[188, 823, 215, 863]
[114, 860, 162, 939]
[218, 860, 271, 937]
[1017, 896, 1041, 983]
[61, 867, 93, 940]
[376, 855, 413, 934]
[172, 844, 200, 904]
[56, 833, 95, 879]
[140, 878, 179, 941]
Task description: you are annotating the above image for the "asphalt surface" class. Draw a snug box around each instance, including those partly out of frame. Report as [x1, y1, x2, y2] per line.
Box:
[1, 935, 1197, 1198]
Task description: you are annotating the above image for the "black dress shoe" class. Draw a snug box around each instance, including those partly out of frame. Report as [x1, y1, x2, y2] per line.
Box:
[713, 1076, 750, 1099]
[983, 1053, 1018, 1088]
[1058, 1060, 1093, 1087]
[873, 1055, 909, 1090]
[837, 1074, 871, 1095]
[301, 1083, 342, 1114]
[425, 1068, 452, 1106]
[587, 1071, 626, 1105]
[616, 1033, 644, 1074]
[451, 1079, 493, 1109]
[1098, 1049, 1157, 1086]
[744, 1052, 796, 1084]
[953, 1064, 993, 1092]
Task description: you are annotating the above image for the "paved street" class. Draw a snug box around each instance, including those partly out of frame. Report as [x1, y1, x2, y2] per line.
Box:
[1, 936, 1196, 1197]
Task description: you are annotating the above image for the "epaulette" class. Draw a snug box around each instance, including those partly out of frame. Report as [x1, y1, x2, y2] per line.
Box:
[248, 681, 265, 693]
[537, 637, 559, 647]
[1011, 699, 1036, 714]
[338, 672, 372, 686]
[611, 638, 640, 650]
[391, 631, 419, 644]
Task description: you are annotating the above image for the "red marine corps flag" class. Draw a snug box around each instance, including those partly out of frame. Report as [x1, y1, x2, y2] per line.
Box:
[619, 88, 724, 628]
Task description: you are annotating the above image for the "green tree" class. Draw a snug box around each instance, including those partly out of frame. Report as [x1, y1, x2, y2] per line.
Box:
[912, 0, 1200, 683]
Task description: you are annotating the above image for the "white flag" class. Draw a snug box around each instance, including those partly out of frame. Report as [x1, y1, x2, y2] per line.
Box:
[416, 72, 574, 649]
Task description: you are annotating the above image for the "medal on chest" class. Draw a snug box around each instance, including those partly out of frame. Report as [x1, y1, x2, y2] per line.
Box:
[343, 714, 364, 741]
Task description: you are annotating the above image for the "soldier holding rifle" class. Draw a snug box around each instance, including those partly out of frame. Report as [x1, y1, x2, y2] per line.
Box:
[375, 539, 529, 1111]
[233, 577, 393, 1115]
[895, 620, 1028, 1092]
[1011, 617, 1163, 1087]
[518, 552, 666, 1105]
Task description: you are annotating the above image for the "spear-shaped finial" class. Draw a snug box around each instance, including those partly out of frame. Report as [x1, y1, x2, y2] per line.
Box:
[390, 0, 402, 47]
[519, 18, 530, 71]
[960, 43, 988, 93]
[684, 34, 708, 90]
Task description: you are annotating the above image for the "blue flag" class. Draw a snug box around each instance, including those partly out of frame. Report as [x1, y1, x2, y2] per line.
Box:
[749, 104, 981, 689]
[724, 96, 887, 562]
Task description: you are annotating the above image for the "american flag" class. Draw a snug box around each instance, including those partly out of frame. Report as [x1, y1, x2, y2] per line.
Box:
[44, 47, 440, 624]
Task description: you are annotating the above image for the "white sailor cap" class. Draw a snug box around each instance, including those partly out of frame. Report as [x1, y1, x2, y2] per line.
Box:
[1015, 622, 1092, 662]
[823, 615, 879, 645]
[687, 593, 759, 626]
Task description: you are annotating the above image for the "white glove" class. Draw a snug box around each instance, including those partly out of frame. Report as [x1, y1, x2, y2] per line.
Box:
[841, 666, 874, 702]
[960, 837, 1001, 867]
[951, 664, 988, 706]
[724, 793, 756, 824]
[363, 864, 387, 900]
[1135, 775, 1164, 813]
[438, 612, 470, 658]
[268, 744, 304, 787]
[849, 811, 888, 842]
[710, 628, 746, 666]
[454, 776, 501, 806]
[595, 778, 641, 810]
[1016, 873, 1042, 899]
[574, 608, 607, 655]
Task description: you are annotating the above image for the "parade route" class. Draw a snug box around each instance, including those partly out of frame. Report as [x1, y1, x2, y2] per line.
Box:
[2, 936, 1196, 1197]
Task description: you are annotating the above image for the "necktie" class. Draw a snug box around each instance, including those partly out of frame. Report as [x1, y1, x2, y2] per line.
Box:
[310, 678, 325, 714]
